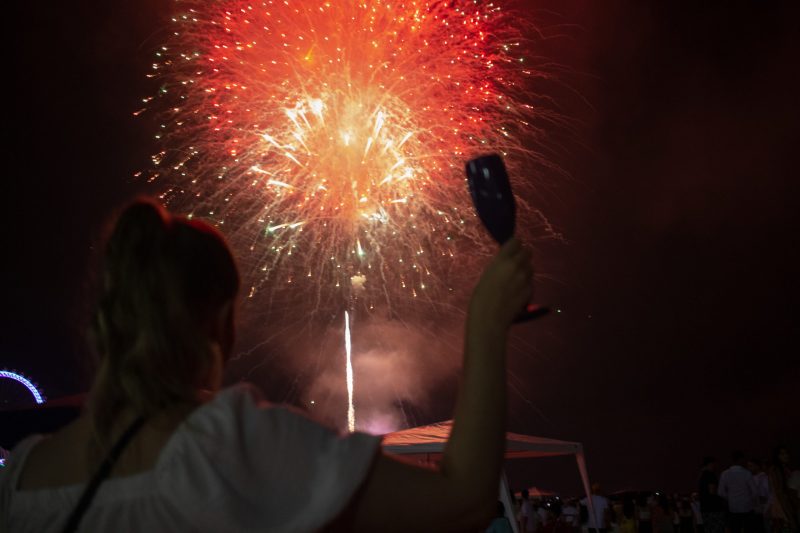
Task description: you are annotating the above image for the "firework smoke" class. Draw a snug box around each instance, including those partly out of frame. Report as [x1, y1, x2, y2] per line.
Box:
[295, 317, 462, 434]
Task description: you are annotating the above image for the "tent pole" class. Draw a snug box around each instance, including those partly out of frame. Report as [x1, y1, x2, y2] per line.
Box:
[575, 447, 596, 528]
[499, 470, 520, 533]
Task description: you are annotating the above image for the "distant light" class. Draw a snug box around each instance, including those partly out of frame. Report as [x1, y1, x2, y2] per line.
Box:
[0, 371, 45, 404]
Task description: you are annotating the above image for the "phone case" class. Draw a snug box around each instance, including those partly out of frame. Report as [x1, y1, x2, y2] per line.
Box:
[465, 154, 516, 244]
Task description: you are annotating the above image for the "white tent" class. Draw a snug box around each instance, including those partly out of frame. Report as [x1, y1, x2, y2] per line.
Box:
[383, 420, 593, 533]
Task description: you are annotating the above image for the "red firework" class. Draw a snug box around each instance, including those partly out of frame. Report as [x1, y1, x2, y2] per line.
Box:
[147, 0, 551, 315]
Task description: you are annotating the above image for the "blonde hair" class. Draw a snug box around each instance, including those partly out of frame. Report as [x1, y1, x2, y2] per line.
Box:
[88, 198, 239, 449]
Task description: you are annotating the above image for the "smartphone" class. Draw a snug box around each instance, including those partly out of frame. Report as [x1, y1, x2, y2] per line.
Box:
[466, 153, 550, 322]
[465, 154, 516, 244]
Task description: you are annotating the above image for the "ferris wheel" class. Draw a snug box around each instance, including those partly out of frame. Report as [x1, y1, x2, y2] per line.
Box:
[0, 370, 46, 409]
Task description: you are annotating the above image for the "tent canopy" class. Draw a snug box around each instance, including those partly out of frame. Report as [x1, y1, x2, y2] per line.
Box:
[515, 487, 557, 498]
[382, 419, 594, 533]
[383, 420, 583, 459]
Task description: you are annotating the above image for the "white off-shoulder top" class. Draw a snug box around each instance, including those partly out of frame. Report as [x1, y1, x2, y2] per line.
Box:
[0, 384, 380, 532]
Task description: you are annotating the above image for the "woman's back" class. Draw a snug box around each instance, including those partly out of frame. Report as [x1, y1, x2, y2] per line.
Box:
[17, 402, 193, 491]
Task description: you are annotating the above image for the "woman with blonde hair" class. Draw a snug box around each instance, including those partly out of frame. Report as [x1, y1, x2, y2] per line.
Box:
[0, 198, 537, 532]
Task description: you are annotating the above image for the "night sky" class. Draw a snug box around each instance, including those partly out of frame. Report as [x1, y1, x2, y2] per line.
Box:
[4, 0, 799, 495]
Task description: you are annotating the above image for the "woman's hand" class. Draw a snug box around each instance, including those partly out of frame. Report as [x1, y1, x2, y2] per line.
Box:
[468, 238, 534, 331]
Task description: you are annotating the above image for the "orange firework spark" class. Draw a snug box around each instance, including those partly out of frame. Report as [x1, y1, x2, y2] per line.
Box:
[148, 0, 549, 315]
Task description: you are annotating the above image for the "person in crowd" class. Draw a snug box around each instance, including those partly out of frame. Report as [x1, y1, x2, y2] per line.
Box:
[677, 497, 694, 533]
[788, 469, 800, 528]
[718, 450, 757, 533]
[581, 483, 610, 533]
[671, 495, 681, 533]
[748, 458, 770, 533]
[521, 489, 542, 533]
[538, 500, 550, 529]
[618, 496, 637, 533]
[608, 499, 623, 533]
[561, 498, 581, 533]
[542, 502, 577, 533]
[652, 495, 675, 533]
[511, 491, 523, 530]
[608, 500, 621, 533]
[698, 457, 726, 533]
[767, 446, 799, 533]
[637, 493, 654, 533]
[690, 492, 704, 533]
[0, 199, 538, 532]
[487, 500, 515, 533]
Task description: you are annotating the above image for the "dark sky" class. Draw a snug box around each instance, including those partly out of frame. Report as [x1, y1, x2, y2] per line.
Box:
[3, 0, 799, 495]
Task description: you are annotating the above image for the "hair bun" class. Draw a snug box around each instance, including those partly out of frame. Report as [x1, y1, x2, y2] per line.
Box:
[118, 199, 168, 232]
[106, 198, 171, 272]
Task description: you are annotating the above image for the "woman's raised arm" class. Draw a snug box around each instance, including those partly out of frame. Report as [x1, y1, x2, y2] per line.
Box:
[343, 238, 534, 532]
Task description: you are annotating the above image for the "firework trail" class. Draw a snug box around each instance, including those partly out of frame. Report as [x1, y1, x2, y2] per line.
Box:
[344, 310, 355, 431]
[147, 0, 551, 316]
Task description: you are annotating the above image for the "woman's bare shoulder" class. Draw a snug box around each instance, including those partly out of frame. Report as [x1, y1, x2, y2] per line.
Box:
[17, 402, 199, 491]
[16, 414, 92, 490]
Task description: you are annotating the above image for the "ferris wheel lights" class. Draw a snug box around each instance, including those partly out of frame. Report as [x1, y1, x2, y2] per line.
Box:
[0, 370, 45, 405]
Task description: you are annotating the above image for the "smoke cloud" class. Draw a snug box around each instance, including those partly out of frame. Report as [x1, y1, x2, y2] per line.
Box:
[296, 316, 464, 434]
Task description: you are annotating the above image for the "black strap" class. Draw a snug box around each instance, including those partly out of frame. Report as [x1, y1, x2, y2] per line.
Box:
[61, 416, 146, 533]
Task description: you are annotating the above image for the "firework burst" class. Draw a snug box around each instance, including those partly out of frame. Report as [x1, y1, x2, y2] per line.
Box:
[147, 0, 551, 315]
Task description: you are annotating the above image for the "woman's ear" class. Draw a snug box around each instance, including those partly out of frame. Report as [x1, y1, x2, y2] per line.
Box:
[212, 299, 236, 360]
[205, 340, 225, 391]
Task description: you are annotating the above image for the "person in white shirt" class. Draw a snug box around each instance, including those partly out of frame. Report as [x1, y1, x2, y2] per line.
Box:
[689, 492, 704, 533]
[748, 458, 769, 532]
[581, 483, 610, 533]
[562, 499, 580, 532]
[520, 489, 541, 532]
[0, 198, 538, 532]
[718, 451, 758, 533]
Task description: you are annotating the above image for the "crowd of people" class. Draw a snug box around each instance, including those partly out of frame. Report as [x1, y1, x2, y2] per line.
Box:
[695, 450, 799, 533]
[495, 449, 799, 533]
